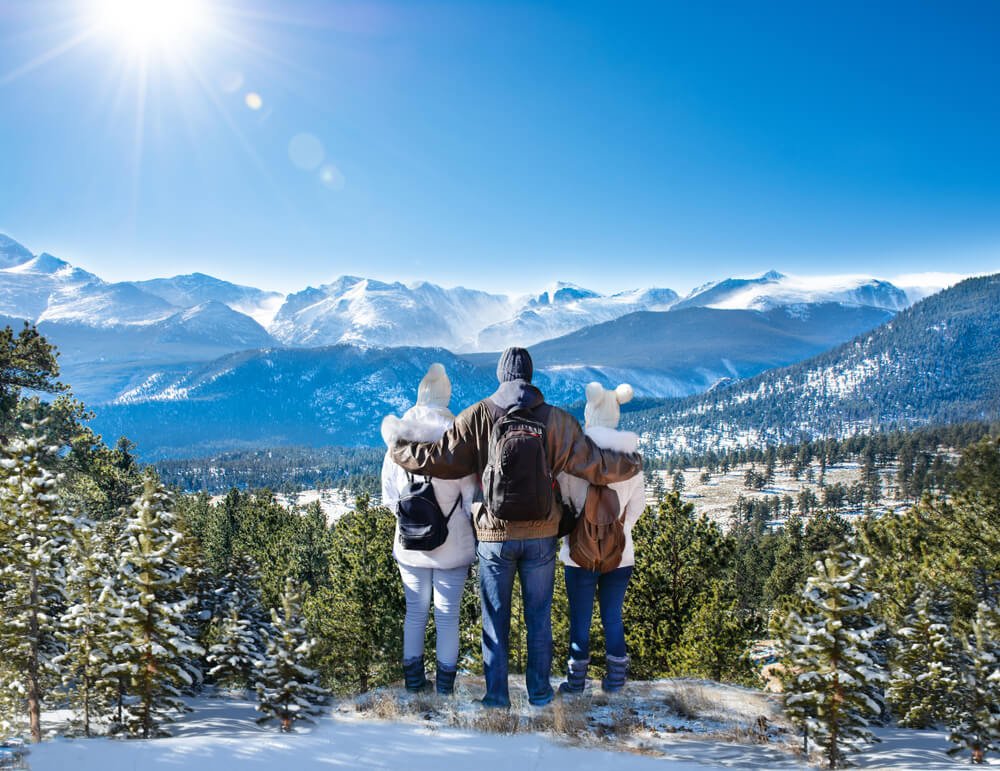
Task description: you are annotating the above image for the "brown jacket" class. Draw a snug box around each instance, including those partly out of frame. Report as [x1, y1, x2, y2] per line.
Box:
[390, 380, 642, 541]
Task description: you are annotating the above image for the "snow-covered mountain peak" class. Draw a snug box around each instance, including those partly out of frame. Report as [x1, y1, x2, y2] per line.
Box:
[0, 234, 35, 269]
[530, 282, 601, 307]
[675, 272, 908, 312]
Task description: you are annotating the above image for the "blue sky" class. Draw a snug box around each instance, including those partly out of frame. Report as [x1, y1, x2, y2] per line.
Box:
[1, 0, 999, 294]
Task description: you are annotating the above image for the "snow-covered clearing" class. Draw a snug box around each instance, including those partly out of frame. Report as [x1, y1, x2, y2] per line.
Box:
[23, 680, 996, 770]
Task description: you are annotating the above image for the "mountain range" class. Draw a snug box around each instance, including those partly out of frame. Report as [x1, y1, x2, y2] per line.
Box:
[0, 232, 979, 458]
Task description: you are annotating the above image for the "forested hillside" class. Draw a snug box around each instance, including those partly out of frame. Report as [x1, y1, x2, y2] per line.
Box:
[625, 274, 1000, 455]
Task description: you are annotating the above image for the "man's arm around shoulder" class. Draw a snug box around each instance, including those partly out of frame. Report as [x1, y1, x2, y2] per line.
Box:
[388, 401, 487, 480]
[547, 406, 642, 485]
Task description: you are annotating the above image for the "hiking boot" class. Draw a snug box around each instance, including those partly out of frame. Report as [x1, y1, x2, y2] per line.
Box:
[602, 654, 628, 692]
[402, 656, 431, 693]
[436, 661, 458, 695]
[558, 656, 590, 695]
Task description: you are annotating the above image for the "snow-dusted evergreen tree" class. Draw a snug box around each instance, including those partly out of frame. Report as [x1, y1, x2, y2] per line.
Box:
[54, 518, 117, 736]
[256, 576, 328, 732]
[948, 602, 1000, 764]
[0, 666, 26, 742]
[775, 548, 886, 769]
[174, 512, 216, 693]
[0, 424, 73, 742]
[114, 472, 205, 738]
[887, 587, 960, 729]
[207, 554, 269, 690]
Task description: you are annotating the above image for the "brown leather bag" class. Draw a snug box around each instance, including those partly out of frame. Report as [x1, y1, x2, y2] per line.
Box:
[568, 485, 625, 573]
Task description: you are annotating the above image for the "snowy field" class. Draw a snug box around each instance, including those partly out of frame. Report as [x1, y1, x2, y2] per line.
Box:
[653, 461, 912, 526]
[22, 680, 997, 770]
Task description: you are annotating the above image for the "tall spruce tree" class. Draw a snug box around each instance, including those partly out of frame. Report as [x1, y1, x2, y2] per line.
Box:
[0, 425, 73, 742]
[256, 576, 328, 731]
[624, 493, 728, 679]
[948, 602, 1000, 764]
[54, 518, 117, 736]
[775, 548, 886, 769]
[304, 497, 403, 694]
[671, 578, 758, 685]
[207, 554, 269, 690]
[886, 587, 960, 729]
[114, 473, 204, 737]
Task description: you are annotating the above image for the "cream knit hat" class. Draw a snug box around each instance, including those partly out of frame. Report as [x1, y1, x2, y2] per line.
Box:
[583, 382, 634, 429]
[417, 362, 452, 409]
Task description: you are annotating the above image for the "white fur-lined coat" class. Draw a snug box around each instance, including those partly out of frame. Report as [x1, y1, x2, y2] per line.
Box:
[557, 425, 646, 569]
[381, 405, 478, 569]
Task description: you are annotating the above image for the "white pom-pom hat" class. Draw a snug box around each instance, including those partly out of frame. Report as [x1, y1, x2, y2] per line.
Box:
[417, 362, 451, 409]
[583, 381, 634, 429]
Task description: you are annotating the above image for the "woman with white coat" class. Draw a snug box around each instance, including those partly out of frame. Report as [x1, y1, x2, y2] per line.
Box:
[556, 382, 646, 694]
[380, 363, 478, 694]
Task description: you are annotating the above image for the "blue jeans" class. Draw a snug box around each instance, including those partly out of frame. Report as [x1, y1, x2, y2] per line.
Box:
[564, 565, 633, 660]
[477, 537, 557, 707]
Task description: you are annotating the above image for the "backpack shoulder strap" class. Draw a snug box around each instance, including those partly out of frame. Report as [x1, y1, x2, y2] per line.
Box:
[444, 491, 462, 522]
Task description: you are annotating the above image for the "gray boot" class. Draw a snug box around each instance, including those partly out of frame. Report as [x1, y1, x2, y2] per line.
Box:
[402, 656, 431, 693]
[436, 661, 458, 695]
[558, 657, 589, 695]
[602, 654, 628, 692]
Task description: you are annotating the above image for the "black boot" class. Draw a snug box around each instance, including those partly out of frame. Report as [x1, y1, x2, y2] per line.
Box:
[602, 654, 629, 693]
[402, 656, 431, 693]
[436, 661, 458, 695]
[558, 657, 589, 695]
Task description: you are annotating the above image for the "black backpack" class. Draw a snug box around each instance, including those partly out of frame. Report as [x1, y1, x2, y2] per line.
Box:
[483, 404, 554, 521]
[396, 474, 461, 551]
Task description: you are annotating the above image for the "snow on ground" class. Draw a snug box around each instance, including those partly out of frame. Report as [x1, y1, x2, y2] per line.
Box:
[23, 678, 996, 770]
[650, 461, 912, 527]
[208, 488, 356, 525]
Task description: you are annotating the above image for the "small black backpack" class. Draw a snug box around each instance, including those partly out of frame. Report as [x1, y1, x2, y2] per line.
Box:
[483, 405, 554, 521]
[396, 475, 461, 551]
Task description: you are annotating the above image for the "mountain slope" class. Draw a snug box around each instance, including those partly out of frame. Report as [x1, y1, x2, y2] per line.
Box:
[132, 273, 285, 327]
[624, 274, 1000, 455]
[474, 283, 679, 351]
[466, 303, 894, 398]
[268, 277, 516, 350]
[87, 346, 505, 458]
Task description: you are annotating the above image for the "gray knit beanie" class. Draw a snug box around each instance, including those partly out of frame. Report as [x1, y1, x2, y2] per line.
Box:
[496, 346, 533, 383]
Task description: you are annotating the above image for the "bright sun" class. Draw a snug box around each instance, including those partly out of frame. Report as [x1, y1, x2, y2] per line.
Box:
[90, 0, 212, 55]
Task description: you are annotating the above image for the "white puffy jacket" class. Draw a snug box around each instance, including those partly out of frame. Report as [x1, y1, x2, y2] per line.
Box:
[381, 404, 478, 570]
[557, 425, 646, 569]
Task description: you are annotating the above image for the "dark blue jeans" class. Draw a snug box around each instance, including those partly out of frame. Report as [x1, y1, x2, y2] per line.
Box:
[564, 564, 634, 660]
[477, 537, 557, 707]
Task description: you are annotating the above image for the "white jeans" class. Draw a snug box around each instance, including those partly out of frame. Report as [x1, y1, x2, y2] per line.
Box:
[397, 563, 468, 667]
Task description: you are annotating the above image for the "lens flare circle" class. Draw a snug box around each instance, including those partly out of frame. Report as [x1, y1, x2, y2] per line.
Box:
[289, 133, 325, 171]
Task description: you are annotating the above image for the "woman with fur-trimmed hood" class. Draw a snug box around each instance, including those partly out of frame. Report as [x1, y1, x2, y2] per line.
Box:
[556, 382, 646, 695]
[380, 363, 477, 695]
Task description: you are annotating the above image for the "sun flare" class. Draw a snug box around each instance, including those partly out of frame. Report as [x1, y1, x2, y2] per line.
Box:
[90, 0, 212, 55]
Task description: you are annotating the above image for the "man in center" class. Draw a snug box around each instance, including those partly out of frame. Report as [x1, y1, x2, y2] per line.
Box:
[389, 346, 643, 707]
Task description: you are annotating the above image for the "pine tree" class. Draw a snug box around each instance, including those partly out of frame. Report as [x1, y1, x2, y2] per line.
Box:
[886, 588, 960, 729]
[114, 473, 204, 738]
[304, 497, 403, 694]
[948, 602, 1000, 764]
[256, 576, 328, 731]
[207, 554, 269, 690]
[775, 548, 886, 769]
[0, 425, 73, 742]
[54, 518, 117, 736]
[624, 493, 729, 679]
[671, 579, 758, 685]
